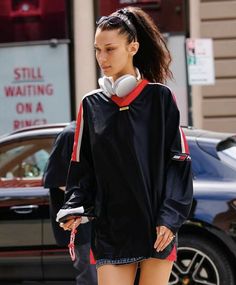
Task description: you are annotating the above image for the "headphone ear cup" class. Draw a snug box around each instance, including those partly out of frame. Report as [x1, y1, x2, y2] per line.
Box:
[114, 75, 136, 97]
[99, 68, 140, 98]
[98, 77, 113, 97]
[103, 77, 114, 96]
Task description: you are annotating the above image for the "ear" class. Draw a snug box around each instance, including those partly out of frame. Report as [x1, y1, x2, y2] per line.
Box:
[129, 41, 139, 56]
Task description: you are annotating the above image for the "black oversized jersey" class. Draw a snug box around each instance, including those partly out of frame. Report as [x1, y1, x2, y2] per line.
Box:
[63, 79, 193, 260]
[43, 121, 91, 246]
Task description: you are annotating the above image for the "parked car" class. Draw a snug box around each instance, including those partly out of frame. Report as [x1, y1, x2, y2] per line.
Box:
[0, 124, 236, 284]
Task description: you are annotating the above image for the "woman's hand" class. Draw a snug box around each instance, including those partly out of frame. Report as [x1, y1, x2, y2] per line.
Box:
[59, 217, 82, 231]
[154, 225, 175, 252]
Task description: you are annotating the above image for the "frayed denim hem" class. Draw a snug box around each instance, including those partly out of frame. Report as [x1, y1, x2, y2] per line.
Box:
[96, 256, 145, 269]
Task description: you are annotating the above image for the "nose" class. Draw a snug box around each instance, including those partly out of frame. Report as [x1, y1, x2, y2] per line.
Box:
[96, 51, 107, 65]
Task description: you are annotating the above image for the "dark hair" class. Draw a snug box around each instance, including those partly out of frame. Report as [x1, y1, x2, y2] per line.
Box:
[96, 7, 172, 83]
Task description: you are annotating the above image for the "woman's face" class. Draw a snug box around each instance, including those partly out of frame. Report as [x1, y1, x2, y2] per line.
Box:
[94, 28, 138, 81]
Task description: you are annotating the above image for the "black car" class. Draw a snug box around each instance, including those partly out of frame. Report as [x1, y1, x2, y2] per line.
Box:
[0, 124, 236, 285]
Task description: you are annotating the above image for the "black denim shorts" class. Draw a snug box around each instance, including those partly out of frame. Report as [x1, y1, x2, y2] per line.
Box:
[96, 256, 146, 269]
[96, 240, 177, 268]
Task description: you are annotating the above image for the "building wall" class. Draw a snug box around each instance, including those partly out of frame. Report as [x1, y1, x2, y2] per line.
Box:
[74, 0, 236, 132]
[73, 0, 97, 112]
[191, 0, 236, 132]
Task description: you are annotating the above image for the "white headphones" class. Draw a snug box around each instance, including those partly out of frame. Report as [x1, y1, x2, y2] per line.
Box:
[98, 68, 141, 98]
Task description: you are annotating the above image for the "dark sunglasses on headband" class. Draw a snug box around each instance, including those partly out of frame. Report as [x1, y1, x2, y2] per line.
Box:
[96, 15, 123, 26]
[96, 15, 137, 40]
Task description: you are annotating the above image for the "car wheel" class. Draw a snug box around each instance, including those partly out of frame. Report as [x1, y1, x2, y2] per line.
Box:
[169, 234, 234, 285]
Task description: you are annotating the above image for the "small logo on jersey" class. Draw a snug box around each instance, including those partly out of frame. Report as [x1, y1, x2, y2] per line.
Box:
[119, 106, 129, 111]
[172, 154, 191, 161]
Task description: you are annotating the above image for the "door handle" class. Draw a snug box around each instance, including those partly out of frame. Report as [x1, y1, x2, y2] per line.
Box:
[10, 205, 39, 214]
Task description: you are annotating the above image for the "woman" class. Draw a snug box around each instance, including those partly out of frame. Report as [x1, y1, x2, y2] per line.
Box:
[58, 6, 193, 285]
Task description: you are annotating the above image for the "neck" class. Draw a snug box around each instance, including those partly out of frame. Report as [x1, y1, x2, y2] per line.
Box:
[112, 67, 141, 82]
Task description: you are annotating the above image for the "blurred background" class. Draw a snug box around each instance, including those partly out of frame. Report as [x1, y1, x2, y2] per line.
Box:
[0, 0, 235, 134]
[0, 2, 236, 285]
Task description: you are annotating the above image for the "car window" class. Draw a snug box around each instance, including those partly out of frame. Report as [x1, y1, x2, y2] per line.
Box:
[217, 137, 236, 171]
[188, 140, 236, 180]
[0, 138, 54, 185]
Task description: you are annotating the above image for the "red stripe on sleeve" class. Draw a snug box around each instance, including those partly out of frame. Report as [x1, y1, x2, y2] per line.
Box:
[71, 103, 83, 161]
[172, 92, 177, 104]
[180, 127, 189, 154]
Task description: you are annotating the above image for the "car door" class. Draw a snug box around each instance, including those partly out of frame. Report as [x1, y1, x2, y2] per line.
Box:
[0, 136, 53, 280]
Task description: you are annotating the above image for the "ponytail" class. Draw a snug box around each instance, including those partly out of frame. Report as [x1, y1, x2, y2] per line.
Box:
[116, 7, 172, 83]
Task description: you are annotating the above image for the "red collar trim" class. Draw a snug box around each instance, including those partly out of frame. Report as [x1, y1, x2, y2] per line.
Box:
[110, 79, 149, 107]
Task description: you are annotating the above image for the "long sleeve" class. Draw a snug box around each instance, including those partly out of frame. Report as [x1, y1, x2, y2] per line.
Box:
[43, 122, 76, 188]
[156, 91, 193, 233]
[60, 101, 96, 218]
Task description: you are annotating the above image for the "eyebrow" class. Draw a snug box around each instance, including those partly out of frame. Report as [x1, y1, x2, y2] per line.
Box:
[94, 43, 119, 47]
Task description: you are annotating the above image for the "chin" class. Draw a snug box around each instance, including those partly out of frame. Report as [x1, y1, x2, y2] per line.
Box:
[102, 70, 113, 77]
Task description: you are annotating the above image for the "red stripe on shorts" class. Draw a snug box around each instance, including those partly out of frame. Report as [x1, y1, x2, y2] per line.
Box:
[166, 245, 177, 261]
[90, 249, 96, 264]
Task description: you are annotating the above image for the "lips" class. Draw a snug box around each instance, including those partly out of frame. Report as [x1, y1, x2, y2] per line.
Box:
[101, 66, 111, 71]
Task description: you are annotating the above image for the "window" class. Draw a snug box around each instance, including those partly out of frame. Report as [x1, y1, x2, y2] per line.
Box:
[0, 0, 68, 43]
[188, 140, 236, 180]
[0, 137, 54, 187]
[217, 137, 236, 171]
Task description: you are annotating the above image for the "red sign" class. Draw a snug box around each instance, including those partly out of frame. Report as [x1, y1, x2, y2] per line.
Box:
[0, 0, 68, 43]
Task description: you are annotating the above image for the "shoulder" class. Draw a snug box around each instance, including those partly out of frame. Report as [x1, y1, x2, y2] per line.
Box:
[82, 88, 104, 103]
[147, 82, 175, 103]
[81, 89, 110, 113]
[61, 121, 76, 134]
[54, 122, 75, 148]
[147, 82, 172, 95]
